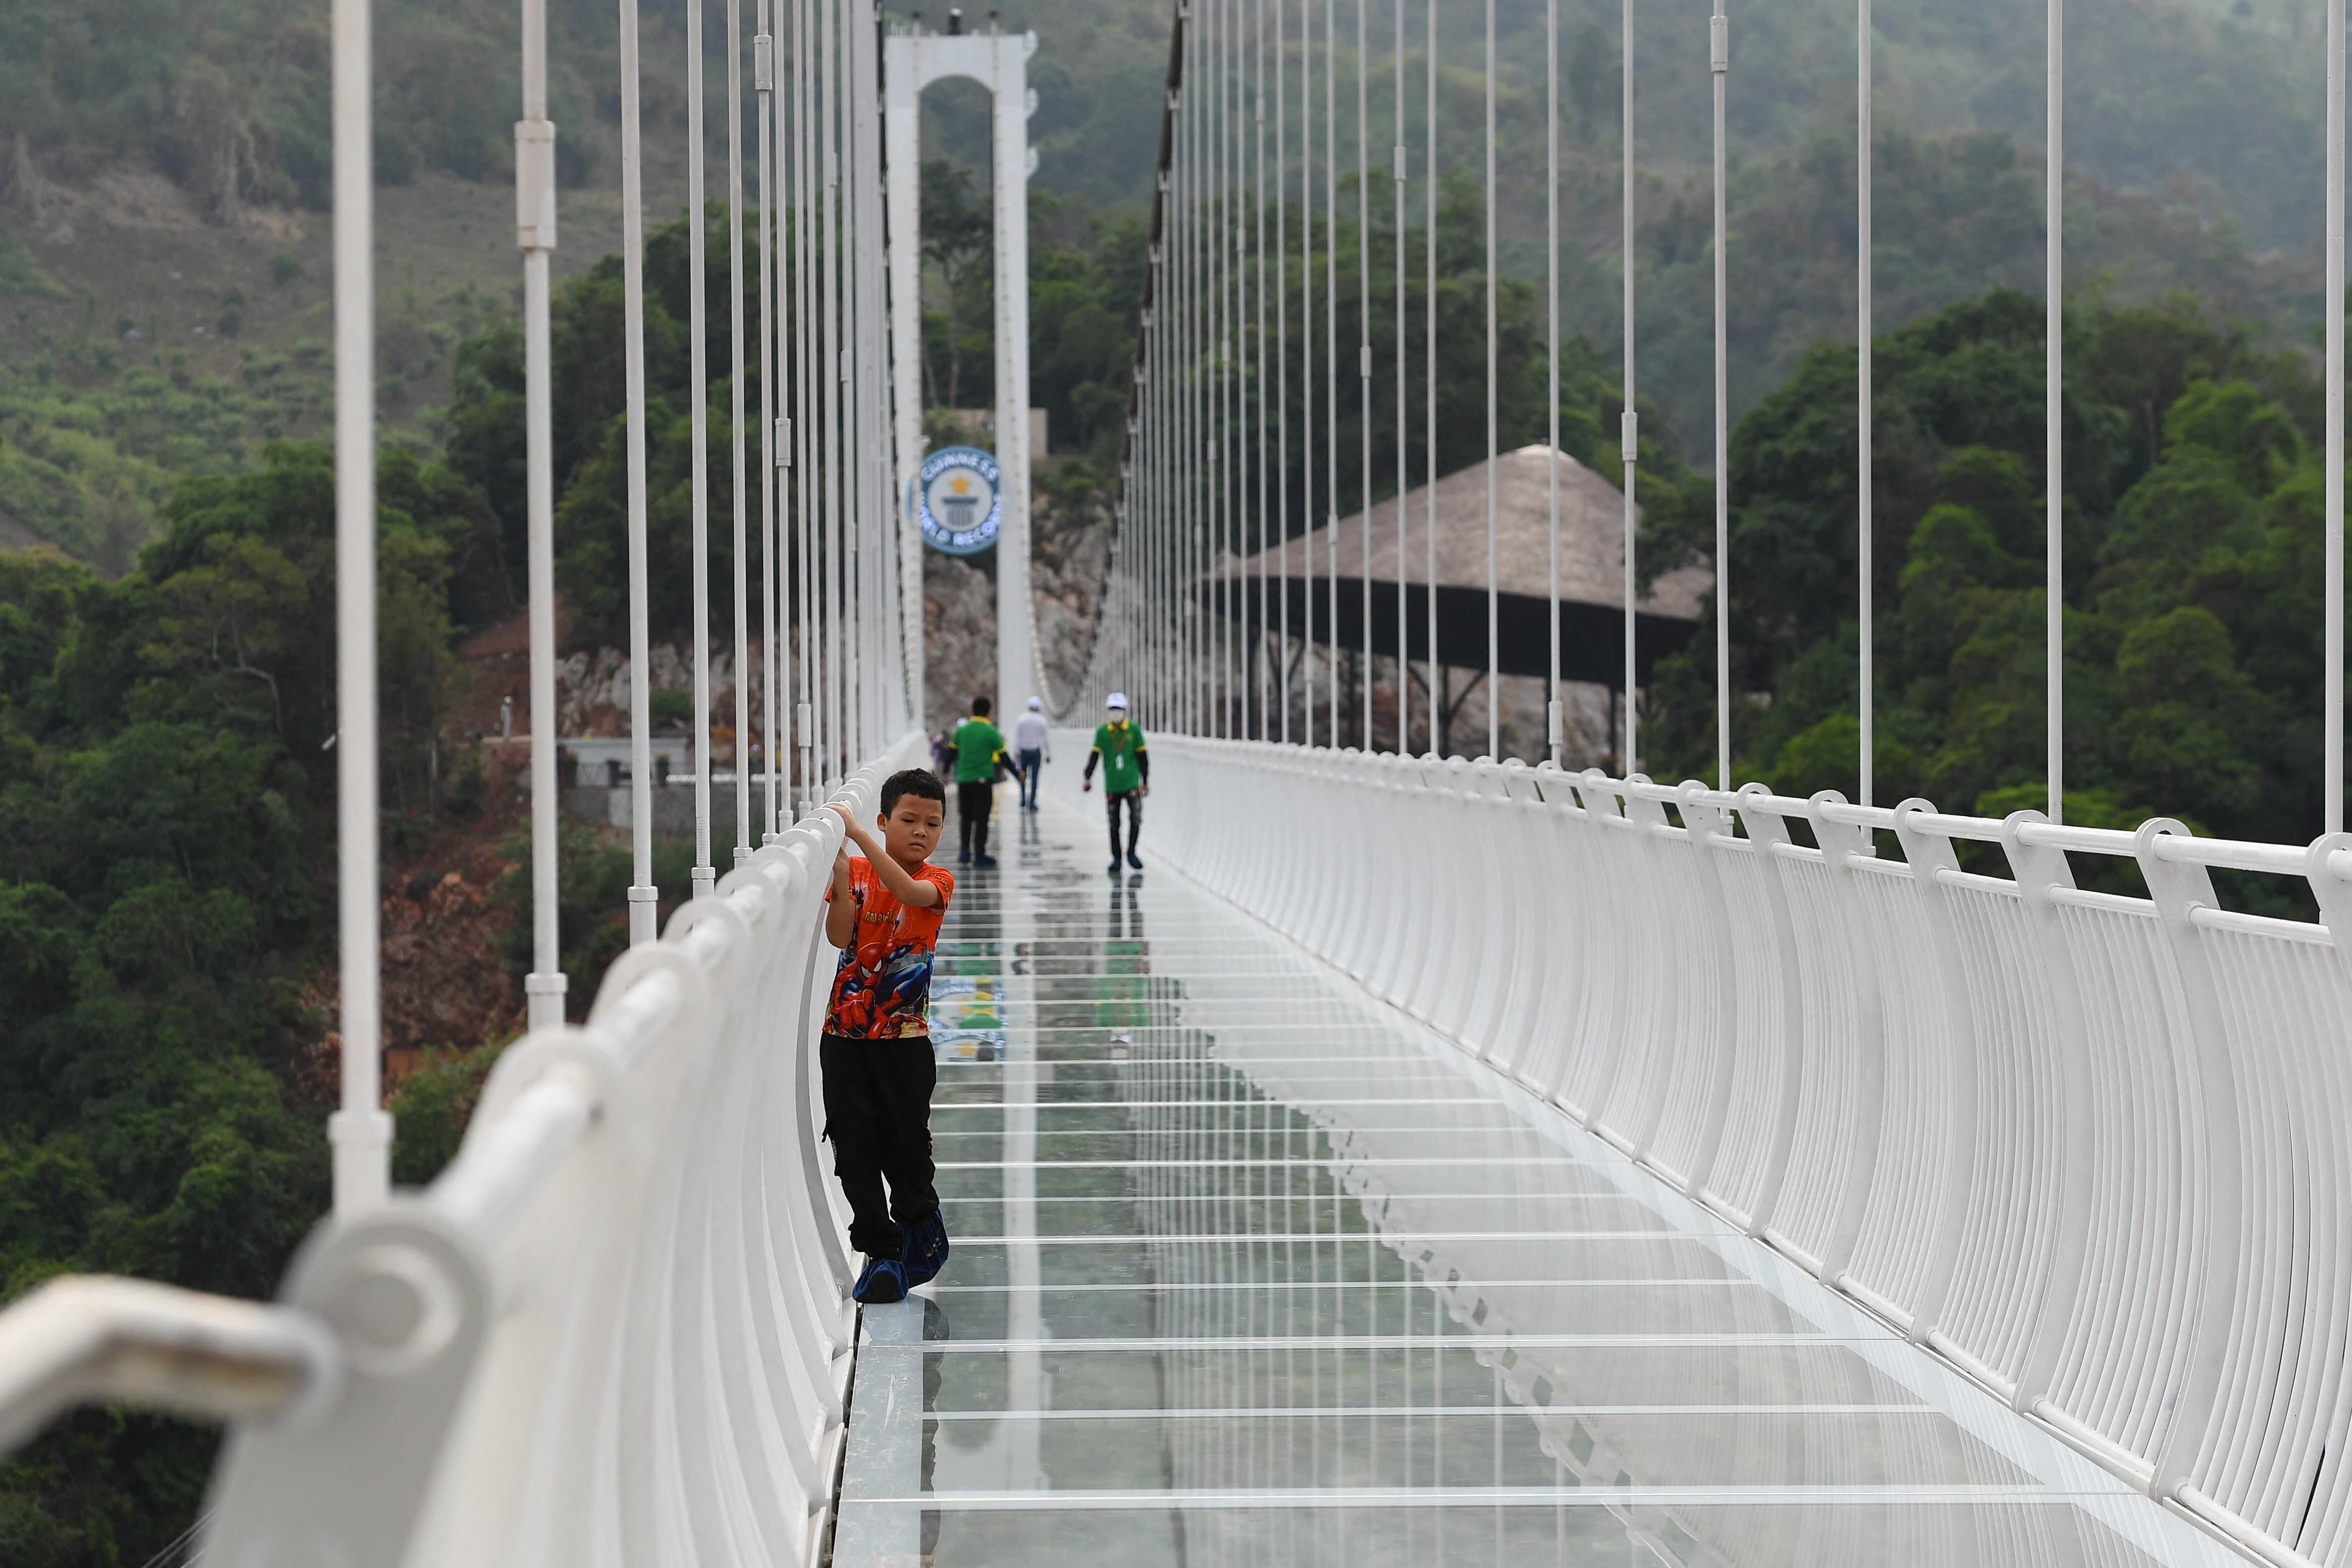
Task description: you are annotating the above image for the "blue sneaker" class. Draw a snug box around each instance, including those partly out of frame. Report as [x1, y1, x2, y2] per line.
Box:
[1126, 852, 1144, 871]
[852, 1256, 908, 1304]
[902, 1210, 951, 1287]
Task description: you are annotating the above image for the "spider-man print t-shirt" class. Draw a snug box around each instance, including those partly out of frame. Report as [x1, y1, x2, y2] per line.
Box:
[824, 856, 956, 1039]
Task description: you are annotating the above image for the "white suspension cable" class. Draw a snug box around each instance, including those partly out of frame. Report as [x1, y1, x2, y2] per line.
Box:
[795, 0, 816, 814]
[730, 0, 752, 861]
[689, 0, 716, 899]
[1357, 0, 1371, 750]
[1711, 0, 1729, 789]
[1393, 0, 1406, 756]
[2328, 0, 2344, 834]
[1300, 0, 1315, 750]
[619, 0, 658, 946]
[1257, 0, 1271, 742]
[2047, 0, 2063, 822]
[1546, 0, 1561, 769]
[330, 0, 389, 1210]
[518, 0, 566, 1032]
[1276, 0, 1291, 746]
[1185, 46, 1200, 735]
[852, 0, 882, 755]
[822, 0, 843, 784]
[1858, 0, 1873, 808]
[758, 0, 780, 836]
[1620, 0, 1636, 774]
[1424, 0, 1436, 756]
[1233, 0, 1247, 741]
[1324, 0, 1339, 744]
[1223, 0, 1242, 738]
[1484, 0, 1498, 761]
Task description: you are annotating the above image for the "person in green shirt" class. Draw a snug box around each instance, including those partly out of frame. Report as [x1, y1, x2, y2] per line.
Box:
[946, 696, 1022, 867]
[1082, 692, 1149, 874]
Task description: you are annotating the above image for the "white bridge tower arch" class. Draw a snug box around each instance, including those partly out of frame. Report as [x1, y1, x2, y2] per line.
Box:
[884, 25, 1039, 723]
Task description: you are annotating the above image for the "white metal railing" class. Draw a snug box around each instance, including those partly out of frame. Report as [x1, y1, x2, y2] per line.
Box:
[0, 737, 917, 1567]
[1137, 732, 2352, 1568]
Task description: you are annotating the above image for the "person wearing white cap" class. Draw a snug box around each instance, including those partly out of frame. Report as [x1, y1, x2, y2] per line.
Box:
[1082, 693, 1148, 874]
[1012, 696, 1050, 813]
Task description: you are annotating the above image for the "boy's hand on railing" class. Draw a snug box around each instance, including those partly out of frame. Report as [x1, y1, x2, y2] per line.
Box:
[827, 802, 875, 855]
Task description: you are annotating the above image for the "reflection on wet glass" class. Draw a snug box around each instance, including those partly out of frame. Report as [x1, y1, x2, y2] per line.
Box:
[832, 805, 2233, 1568]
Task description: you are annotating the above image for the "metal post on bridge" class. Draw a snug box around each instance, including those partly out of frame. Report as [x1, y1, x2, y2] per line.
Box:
[329, 0, 390, 1211]
[688, 0, 716, 901]
[619, 0, 658, 946]
[518, 0, 566, 1032]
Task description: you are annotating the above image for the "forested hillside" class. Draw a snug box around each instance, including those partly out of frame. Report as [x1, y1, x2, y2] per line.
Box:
[1, 0, 2341, 571]
[1638, 288, 2343, 882]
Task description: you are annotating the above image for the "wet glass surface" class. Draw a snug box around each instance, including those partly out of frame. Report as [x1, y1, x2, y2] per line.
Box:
[828, 797, 2235, 1566]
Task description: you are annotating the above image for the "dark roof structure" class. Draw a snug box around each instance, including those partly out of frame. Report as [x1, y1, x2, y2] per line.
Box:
[1201, 444, 1713, 686]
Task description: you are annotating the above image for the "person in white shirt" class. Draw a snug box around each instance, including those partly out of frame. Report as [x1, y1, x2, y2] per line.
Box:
[1011, 696, 1050, 813]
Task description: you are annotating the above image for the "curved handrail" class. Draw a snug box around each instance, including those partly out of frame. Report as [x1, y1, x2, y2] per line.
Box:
[0, 733, 923, 1568]
[1134, 731, 2352, 1568]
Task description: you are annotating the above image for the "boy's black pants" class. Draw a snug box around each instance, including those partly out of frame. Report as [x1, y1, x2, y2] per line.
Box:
[820, 1035, 939, 1259]
[1106, 788, 1142, 860]
[956, 779, 993, 857]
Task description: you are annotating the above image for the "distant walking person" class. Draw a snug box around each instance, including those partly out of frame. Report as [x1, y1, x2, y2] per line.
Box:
[947, 696, 1020, 868]
[1012, 696, 1050, 813]
[1083, 693, 1148, 875]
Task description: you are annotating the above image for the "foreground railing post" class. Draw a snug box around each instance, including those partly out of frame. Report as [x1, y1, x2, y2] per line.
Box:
[1802, 791, 1886, 1289]
[1728, 785, 1810, 1241]
[1672, 782, 1743, 1201]
[2135, 817, 2247, 1508]
[1996, 809, 2097, 1418]
[1888, 800, 1980, 1346]
[202, 1207, 492, 1564]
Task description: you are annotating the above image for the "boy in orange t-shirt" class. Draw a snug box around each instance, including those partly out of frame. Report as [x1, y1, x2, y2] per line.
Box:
[824, 769, 955, 1303]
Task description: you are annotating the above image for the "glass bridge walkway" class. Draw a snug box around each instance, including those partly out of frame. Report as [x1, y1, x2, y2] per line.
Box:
[828, 789, 2239, 1568]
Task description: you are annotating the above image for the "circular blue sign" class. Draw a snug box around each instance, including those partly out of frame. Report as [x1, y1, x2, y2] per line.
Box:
[915, 446, 1002, 556]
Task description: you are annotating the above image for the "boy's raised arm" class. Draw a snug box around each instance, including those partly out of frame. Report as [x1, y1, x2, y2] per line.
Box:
[827, 804, 941, 908]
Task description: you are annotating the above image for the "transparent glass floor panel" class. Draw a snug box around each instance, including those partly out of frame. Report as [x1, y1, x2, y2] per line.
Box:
[837, 1502, 2245, 1568]
[829, 796, 2237, 1567]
